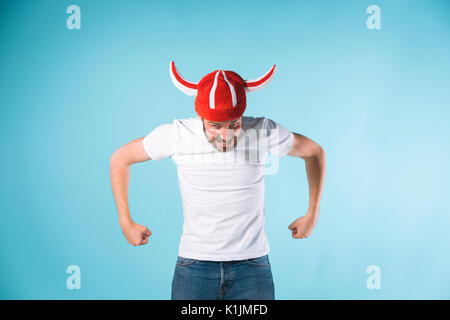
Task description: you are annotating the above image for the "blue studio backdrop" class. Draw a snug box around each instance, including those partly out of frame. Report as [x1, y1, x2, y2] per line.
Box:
[1, 0, 449, 299]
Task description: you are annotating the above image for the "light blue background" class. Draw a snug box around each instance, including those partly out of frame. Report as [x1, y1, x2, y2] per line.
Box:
[1, 0, 449, 299]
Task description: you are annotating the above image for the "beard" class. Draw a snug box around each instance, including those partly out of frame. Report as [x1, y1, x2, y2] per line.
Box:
[203, 122, 239, 152]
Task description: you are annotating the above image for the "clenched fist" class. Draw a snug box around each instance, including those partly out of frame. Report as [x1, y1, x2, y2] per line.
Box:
[120, 221, 152, 246]
[288, 208, 319, 239]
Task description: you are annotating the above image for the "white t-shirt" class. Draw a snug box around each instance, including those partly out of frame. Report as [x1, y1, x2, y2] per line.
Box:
[142, 115, 294, 261]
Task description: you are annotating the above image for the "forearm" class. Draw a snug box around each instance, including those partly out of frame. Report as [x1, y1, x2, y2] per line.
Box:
[109, 159, 133, 227]
[304, 148, 326, 217]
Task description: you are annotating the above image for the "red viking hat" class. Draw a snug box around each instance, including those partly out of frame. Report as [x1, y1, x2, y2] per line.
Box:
[169, 61, 276, 121]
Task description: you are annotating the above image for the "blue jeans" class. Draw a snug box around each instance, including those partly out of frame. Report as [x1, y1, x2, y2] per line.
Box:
[171, 255, 275, 300]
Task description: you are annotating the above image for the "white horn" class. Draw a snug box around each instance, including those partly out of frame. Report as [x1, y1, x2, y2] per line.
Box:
[169, 61, 198, 96]
[244, 65, 276, 92]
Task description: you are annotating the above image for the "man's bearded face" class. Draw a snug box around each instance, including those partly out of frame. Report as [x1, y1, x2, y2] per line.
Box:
[202, 117, 243, 152]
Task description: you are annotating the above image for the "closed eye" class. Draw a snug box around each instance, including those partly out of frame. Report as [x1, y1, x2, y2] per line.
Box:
[209, 121, 240, 129]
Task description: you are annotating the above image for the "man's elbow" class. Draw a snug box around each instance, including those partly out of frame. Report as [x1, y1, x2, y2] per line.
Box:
[317, 146, 325, 157]
[303, 145, 325, 161]
[110, 149, 128, 167]
[313, 145, 325, 160]
[110, 150, 119, 166]
[110, 138, 151, 167]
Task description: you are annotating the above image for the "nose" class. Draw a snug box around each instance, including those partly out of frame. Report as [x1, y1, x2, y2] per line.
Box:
[220, 128, 233, 142]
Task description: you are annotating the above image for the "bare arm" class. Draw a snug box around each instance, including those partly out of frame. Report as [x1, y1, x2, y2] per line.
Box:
[288, 133, 326, 212]
[287, 133, 326, 239]
[109, 137, 152, 246]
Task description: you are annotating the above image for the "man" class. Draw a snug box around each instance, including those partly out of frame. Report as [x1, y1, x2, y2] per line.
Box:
[109, 62, 326, 300]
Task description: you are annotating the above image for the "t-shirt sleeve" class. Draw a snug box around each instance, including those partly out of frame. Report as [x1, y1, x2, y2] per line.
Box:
[263, 118, 295, 157]
[142, 123, 175, 161]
